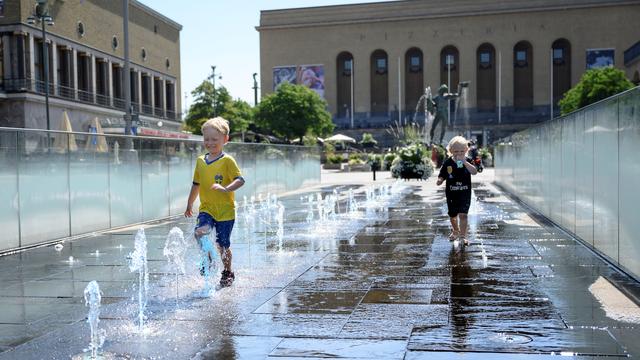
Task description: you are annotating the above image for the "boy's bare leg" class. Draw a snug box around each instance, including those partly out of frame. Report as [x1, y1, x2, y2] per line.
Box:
[459, 213, 469, 244]
[449, 216, 460, 240]
[217, 244, 232, 272]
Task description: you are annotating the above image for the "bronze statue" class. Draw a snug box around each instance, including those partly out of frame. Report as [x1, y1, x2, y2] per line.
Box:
[426, 83, 468, 145]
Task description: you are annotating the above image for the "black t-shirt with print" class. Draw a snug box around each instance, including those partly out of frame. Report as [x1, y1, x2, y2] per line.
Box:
[438, 157, 472, 198]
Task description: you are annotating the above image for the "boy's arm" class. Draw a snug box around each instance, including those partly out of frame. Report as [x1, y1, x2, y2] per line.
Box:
[184, 183, 199, 217]
[462, 158, 478, 175]
[211, 177, 245, 193]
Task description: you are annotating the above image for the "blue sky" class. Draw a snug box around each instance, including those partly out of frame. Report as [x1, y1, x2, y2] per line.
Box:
[137, 1, 391, 114]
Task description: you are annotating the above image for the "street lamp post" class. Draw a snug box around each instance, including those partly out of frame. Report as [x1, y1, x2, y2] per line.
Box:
[209, 66, 221, 117]
[252, 73, 259, 106]
[27, 0, 54, 140]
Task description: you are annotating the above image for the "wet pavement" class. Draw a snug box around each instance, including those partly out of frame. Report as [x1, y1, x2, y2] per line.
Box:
[1, 169, 639, 359]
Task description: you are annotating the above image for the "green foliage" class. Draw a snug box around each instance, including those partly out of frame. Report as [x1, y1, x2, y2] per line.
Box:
[386, 120, 426, 146]
[183, 81, 252, 135]
[255, 83, 334, 141]
[367, 154, 383, 171]
[327, 153, 344, 164]
[390, 144, 434, 180]
[559, 67, 634, 115]
[220, 98, 253, 134]
[479, 147, 492, 160]
[383, 152, 397, 171]
[360, 132, 378, 146]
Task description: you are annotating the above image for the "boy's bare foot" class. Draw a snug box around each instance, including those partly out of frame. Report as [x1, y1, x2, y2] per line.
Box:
[460, 236, 469, 246]
[448, 231, 459, 241]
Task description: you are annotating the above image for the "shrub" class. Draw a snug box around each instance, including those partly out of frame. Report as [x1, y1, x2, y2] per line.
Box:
[367, 154, 383, 171]
[327, 153, 343, 164]
[360, 132, 378, 147]
[390, 144, 435, 180]
[559, 67, 634, 115]
[383, 152, 396, 170]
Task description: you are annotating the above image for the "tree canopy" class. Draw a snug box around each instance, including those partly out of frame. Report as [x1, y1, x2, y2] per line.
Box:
[183, 81, 251, 135]
[255, 83, 334, 141]
[559, 67, 634, 115]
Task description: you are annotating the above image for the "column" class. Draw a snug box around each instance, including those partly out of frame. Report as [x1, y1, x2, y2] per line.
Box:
[72, 48, 78, 100]
[149, 74, 155, 116]
[28, 33, 35, 90]
[90, 54, 96, 103]
[137, 70, 142, 112]
[161, 78, 167, 116]
[2, 35, 11, 84]
[51, 40, 58, 96]
[107, 59, 113, 106]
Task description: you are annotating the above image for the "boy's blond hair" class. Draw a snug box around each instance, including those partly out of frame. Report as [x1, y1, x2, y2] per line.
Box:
[446, 135, 469, 156]
[201, 117, 230, 135]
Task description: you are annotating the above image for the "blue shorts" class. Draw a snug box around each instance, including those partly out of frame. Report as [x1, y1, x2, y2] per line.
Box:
[196, 212, 235, 248]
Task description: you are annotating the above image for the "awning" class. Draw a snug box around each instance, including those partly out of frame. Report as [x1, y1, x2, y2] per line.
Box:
[137, 127, 190, 139]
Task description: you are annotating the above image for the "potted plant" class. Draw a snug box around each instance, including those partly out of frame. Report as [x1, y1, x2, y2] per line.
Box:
[390, 143, 434, 180]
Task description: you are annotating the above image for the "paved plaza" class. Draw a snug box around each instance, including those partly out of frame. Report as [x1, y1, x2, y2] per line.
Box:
[0, 169, 639, 359]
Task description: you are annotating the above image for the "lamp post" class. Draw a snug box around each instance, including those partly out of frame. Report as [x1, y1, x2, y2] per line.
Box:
[209, 66, 222, 117]
[252, 73, 259, 106]
[27, 0, 54, 138]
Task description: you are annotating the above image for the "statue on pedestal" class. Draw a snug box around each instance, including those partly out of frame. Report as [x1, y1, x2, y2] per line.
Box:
[426, 84, 459, 145]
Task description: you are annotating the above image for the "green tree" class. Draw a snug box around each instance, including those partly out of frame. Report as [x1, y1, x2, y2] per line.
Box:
[559, 67, 634, 115]
[255, 83, 334, 141]
[220, 98, 253, 134]
[183, 81, 250, 135]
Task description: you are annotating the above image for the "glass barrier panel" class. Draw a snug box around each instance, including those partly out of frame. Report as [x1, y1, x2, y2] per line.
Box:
[69, 133, 110, 235]
[0, 130, 20, 249]
[18, 131, 70, 245]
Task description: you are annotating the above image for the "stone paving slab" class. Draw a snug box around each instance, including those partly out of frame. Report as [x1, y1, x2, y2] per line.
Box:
[1, 169, 640, 359]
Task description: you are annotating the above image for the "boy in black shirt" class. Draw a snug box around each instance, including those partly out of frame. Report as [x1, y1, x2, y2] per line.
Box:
[436, 136, 478, 245]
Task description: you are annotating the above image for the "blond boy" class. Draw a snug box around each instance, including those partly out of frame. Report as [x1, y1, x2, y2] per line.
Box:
[185, 117, 245, 286]
[436, 136, 478, 245]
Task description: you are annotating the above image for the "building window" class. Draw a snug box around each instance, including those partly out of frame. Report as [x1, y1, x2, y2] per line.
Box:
[376, 58, 387, 74]
[409, 55, 421, 72]
[553, 48, 564, 64]
[343, 59, 352, 76]
[516, 51, 527, 62]
[141, 48, 147, 61]
[112, 36, 118, 50]
[480, 52, 491, 67]
[165, 58, 170, 69]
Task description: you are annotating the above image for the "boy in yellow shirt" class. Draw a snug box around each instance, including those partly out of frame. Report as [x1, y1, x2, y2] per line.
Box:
[185, 117, 245, 287]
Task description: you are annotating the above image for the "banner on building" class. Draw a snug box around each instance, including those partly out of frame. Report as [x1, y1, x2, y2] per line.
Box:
[297, 64, 325, 99]
[273, 66, 297, 90]
[586, 48, 614, 69]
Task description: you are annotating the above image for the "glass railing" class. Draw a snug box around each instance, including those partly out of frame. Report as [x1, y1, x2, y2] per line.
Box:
[0, 127, 320, 252]
[495, 86, 640, 280]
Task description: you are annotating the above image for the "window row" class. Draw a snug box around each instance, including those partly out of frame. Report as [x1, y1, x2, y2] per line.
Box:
[336, 39, 572, 117]
[2, 34, 177, 120]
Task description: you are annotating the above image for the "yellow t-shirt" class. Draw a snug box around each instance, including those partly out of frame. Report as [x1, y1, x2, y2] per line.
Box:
[193, 152, 243, 221]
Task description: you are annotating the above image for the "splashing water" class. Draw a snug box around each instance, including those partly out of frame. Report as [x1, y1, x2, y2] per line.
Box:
[84, 280, 106, 359]
[198, 230, 217, 295]
[164, 227, 187, 302]
[276, 202, 285, 251]
[347, 189, 358, 213]
[128, 228, 148, 332]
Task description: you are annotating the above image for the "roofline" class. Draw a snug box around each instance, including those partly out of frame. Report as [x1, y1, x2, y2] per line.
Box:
[131, 0, 183, 31]
[257, 0, 640, 31]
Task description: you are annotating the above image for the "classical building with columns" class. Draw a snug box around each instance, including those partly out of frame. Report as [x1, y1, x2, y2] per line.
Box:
[258, 0, 640, 145]
[0, 0, 182, 136]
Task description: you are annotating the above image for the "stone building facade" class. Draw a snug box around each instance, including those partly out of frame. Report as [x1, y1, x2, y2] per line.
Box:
[258, 0, 640, 145]
[0, 0, 182, 136]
